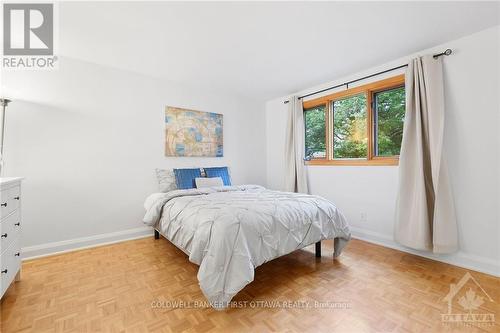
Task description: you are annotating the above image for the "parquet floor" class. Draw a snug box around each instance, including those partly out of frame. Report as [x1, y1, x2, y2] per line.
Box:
[1, 237, 499, 333]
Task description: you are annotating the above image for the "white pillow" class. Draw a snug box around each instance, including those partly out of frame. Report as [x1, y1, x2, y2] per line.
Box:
[155, 168, 177, 192]
[195, 177, 223, 188]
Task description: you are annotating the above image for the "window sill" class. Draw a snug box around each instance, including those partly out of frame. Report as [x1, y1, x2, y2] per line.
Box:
[305, 158, 399, 166]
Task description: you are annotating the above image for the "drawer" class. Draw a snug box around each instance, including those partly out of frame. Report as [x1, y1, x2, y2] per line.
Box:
[0, 210, 21, 254]
[1, 186, 21, 218]
[9, 186, 21, 213]
[1, 237, 21, 297]
[0, 189, 9, 218]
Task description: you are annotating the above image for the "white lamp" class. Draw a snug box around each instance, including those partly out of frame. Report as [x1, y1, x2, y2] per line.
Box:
[0, 98, 12, 176]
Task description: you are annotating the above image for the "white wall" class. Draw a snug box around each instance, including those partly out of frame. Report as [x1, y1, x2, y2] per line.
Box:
[1, 57, 267, 257]
[266, 26, 500, 276]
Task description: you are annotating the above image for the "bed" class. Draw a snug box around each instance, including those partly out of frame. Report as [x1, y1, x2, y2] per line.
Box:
[143, 185, 351, 309]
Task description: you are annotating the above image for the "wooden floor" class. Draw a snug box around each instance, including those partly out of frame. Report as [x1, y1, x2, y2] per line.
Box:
[1, 237, 499, 333]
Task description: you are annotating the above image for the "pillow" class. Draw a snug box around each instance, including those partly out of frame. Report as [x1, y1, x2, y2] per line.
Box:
[195, 177, 223, 189]
[204, 167, 231, 186]
[173, 168, 202, 189]
[155, 168, 177, 192]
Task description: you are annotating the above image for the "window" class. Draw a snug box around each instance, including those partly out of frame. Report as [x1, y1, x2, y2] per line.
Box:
[303, 75, 405, 165]
[304, 105, 326, 158]
[373, 86, 405, 157]
[332, 94, 367, 159]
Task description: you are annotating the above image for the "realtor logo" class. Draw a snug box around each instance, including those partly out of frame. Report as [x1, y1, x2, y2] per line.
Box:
[3, 3, 53, 55]
[442, 272, 495, 327]
[2, 3, 57, 69]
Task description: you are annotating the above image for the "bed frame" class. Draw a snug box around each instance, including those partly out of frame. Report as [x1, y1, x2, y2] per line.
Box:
[154, 229, 322, 258]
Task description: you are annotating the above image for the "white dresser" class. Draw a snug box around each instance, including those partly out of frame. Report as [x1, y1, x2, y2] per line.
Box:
[0, 177, 23, 299]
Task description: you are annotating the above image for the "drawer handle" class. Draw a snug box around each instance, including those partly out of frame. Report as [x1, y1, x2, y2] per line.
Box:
[14, 196, 20, 200]
[1, 233, 7, 238]
[1, 202, 6, 207]
[1, 269, 7, 274]
[15, 252, 20, 256]
[15, 222, 20, 226]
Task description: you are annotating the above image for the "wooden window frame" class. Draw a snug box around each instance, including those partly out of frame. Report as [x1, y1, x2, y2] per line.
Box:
[303, 74, 405, 166]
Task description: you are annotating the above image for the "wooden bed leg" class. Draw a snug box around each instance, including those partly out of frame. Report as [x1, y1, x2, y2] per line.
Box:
[315, 241, 321, 258]
[154, 230, 160, 239]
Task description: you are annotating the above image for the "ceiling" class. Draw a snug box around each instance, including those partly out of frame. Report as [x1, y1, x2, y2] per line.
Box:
[60, 2, 500, 102]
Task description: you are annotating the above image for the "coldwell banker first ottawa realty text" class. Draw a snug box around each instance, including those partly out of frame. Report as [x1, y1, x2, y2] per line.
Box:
[2, 2, 58, 69]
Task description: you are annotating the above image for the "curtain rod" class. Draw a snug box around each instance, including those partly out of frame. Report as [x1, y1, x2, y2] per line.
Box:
[283, 49, 452, 104]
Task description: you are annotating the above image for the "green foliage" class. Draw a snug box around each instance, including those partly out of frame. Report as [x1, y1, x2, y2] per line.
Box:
[304, 105, 326, 157]
[333, 94, 367, 158]
[375, 87, 405, 156]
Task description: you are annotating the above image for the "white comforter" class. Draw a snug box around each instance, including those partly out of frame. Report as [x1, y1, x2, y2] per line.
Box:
[143, 185, 351, 309]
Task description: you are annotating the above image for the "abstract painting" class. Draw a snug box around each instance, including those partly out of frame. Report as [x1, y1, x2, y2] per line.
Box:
[165, 106, 223, 157]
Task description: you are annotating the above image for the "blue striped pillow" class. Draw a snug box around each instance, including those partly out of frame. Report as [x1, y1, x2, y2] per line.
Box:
[204, 167, 231, 186]
[173, 168, 202, 189]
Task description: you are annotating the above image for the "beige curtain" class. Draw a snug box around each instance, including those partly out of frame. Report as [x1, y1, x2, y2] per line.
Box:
[284, 96, 309, 193]
[394, 55, 458, 254]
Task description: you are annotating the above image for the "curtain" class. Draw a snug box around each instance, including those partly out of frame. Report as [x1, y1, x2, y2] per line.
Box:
[394, 55, 458, 254]
[284, 96, 309, 194]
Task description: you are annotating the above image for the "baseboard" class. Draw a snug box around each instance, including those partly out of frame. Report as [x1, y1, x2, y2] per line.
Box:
[349, 226, 500, 277]
[22, 226, 153, 260]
